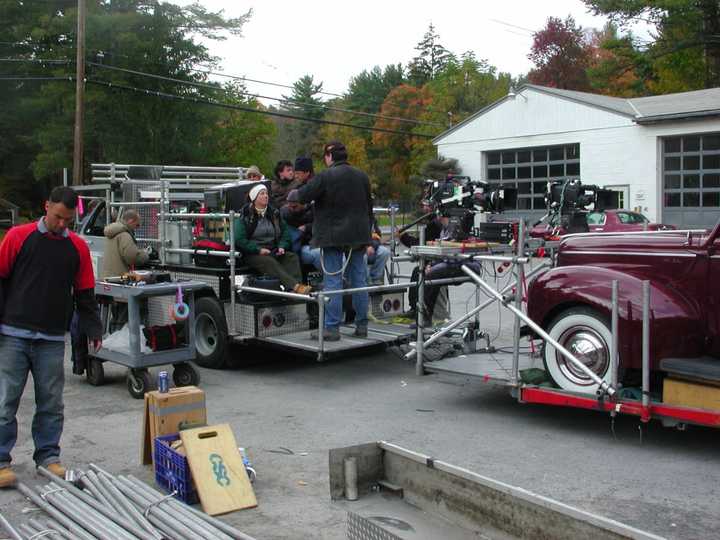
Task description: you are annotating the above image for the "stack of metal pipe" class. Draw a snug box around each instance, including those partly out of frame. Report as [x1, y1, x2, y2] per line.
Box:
[0, 464, 256, 540]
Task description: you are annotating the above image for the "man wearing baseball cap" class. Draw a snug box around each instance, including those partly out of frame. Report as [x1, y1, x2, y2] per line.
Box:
[291, 141, 373, 341]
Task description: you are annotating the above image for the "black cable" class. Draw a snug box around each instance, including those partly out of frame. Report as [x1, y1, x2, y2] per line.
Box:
[0, 76, 73, 81]
[87, 62, 443, 127]
[190, 66, 345, 98]
[0, 58, 73, 64]
[85, 78, 435, 139]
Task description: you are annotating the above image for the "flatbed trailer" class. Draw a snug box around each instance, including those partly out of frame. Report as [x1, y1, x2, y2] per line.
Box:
[75, 164, 450, 367]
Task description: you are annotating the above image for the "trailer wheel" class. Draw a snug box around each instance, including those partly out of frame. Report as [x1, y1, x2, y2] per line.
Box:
[193, 297, 228, 369]
[543, 308, 613, 395]
[127, 369, 154, 399]
[173, 362, 200, 387]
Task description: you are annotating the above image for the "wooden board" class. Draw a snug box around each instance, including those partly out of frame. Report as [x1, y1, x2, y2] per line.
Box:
[664, 377, 720, 411]
[180, 423, 257, 515]
[141, 386, 207, 465]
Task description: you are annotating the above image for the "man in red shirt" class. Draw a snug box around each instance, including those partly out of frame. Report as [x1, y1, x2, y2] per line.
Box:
[0, 187, 102, 487]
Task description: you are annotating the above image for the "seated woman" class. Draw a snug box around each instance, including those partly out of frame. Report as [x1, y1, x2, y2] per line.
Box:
[234, 184, 311, 294]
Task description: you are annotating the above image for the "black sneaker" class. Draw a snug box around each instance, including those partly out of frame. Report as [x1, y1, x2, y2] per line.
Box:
[310, 329, 341, 341]
[354, 326, 368, 338]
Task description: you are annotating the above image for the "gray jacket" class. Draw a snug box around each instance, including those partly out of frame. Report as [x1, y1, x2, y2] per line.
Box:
[296, 161, 372, 249]
[101, 222, 149, 278]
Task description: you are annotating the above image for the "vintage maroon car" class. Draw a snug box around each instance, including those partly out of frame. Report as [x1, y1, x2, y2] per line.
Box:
[530, 210, 675, 239]
[526, 223, 719, 394]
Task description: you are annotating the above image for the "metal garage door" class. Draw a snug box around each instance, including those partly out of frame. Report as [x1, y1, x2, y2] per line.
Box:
[662, 133, 720, 228]
[486, 143, 580, 222]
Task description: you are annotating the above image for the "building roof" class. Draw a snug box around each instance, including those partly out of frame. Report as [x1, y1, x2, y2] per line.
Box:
[434, 84, 720, 143]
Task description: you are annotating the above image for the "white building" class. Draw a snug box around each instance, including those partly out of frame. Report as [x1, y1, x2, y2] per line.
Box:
[433, 84, 720, 228]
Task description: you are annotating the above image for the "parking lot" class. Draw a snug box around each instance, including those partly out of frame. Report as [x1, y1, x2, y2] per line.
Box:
[0, 279, 718, 540]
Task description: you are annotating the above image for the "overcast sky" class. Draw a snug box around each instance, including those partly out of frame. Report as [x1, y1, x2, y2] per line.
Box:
[168, 1, 631, 100]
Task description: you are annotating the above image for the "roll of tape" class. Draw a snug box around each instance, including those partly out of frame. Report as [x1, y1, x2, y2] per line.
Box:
[170, 302, 190, 321]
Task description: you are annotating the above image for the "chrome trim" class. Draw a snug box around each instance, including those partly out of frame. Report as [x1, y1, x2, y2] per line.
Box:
[563, 250, 696, 257]
[561, 229, 706, 241]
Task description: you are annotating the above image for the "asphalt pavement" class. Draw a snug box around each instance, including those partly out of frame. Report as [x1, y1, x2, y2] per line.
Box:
[0, 275, 718, 539]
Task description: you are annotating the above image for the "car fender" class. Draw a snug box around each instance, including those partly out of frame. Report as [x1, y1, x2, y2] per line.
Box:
[527, 265, 704, 369]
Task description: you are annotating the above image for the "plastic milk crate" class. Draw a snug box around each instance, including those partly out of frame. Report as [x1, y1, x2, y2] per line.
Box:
[154, 433, 198, 504]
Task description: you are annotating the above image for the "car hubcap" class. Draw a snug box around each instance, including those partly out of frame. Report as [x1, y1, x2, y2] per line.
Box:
[556, 326, 609, 386]
[196, 313, 218, 357]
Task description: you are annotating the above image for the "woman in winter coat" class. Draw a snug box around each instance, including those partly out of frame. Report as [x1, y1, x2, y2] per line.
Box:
[234, 184, 311, 294]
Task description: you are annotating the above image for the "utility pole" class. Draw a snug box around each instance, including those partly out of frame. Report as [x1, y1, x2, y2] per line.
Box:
[72, 0, 86, 185]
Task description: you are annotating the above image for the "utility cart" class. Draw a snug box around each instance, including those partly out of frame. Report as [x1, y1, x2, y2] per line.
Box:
[88, 278, 208, 398]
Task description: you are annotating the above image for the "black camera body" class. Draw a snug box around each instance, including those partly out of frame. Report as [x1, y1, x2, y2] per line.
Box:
[422, 176, 517, 240]
[543, 179, 620, 233]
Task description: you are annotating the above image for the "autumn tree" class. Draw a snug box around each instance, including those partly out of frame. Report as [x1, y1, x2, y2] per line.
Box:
[585, 0, 720, 89]
[528, 16, 592, 90]
[372, 85, 433, 200]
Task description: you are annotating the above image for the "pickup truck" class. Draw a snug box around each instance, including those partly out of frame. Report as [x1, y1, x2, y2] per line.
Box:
[526, 222, 720, 394]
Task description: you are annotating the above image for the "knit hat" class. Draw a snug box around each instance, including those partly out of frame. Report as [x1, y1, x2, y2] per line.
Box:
[286, 189, 300, 203]
[249, 184, 268, 202]
[294, 157, 313, 173]
[245, 165, 262, 179]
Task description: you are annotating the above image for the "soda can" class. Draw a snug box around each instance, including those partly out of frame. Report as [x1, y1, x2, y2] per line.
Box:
[158, 370, 169, 393]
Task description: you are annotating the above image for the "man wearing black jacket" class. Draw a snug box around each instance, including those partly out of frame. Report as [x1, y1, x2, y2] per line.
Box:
[293, 141, 373, 341]
[0, 187, 102, 487]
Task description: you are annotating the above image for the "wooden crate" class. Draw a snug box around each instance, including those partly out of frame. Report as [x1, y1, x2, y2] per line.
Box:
[663, 377, 720, 411]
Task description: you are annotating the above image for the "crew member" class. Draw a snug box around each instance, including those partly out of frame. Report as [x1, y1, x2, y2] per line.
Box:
[0, 187, 102, 487]
[100, 209, 150, 279]
[235, 184, 311, 294]
[245, 165, 264, 181]
[407, 212, 480, 327]
[396, 203, 446, 320]
[293, 157, 314, 186]
[270, 160, 298, 208]
[281, 190, 314, 258]
[367, 215, 391, 286]
[294, 141, 373, 341]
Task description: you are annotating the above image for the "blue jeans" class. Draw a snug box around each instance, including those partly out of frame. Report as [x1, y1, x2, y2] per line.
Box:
[322, 247, 368, 330]
[0, 336, 65, 467]
[300, 245, 322, 270]
[367, 245, 391, 283]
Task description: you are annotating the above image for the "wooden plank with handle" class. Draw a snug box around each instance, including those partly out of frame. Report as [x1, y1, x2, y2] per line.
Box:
[180, 423, 257, 515]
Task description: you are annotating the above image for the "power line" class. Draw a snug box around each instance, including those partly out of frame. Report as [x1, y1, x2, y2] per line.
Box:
[85, 78, 435, 139]
[86, 61, 444, 127]
[191, 67, 345, 98]
[0, 76, 73, 81]
[0, 58, 73, 64]
[0, 74, 434, 137]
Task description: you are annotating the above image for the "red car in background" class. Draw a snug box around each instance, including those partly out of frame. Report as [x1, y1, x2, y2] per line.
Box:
[586, 210, 676, 233]
[530, 210, 675, 239]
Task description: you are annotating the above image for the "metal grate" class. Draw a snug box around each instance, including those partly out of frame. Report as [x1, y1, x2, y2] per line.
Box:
[227, 303, 310, 338]
[371, 293, 404, 319]
[170, 271, 221, 297]
[347, 512, 402, 540]
[147, 295, 175, 327]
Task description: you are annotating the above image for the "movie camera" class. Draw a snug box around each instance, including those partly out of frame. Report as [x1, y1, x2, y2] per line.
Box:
[539, 179, 620, 233]
[398, 176, 518, 241]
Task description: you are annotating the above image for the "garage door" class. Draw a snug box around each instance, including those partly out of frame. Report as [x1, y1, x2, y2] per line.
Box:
[486, 143, 580, 221]
[662, 133, 720, 228]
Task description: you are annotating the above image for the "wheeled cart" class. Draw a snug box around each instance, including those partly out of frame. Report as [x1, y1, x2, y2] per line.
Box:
[87, 280, 208, 398]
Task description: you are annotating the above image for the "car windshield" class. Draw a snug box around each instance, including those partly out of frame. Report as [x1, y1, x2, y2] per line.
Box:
[617, 212, 648, 224]
[586, 212, 604, 225]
